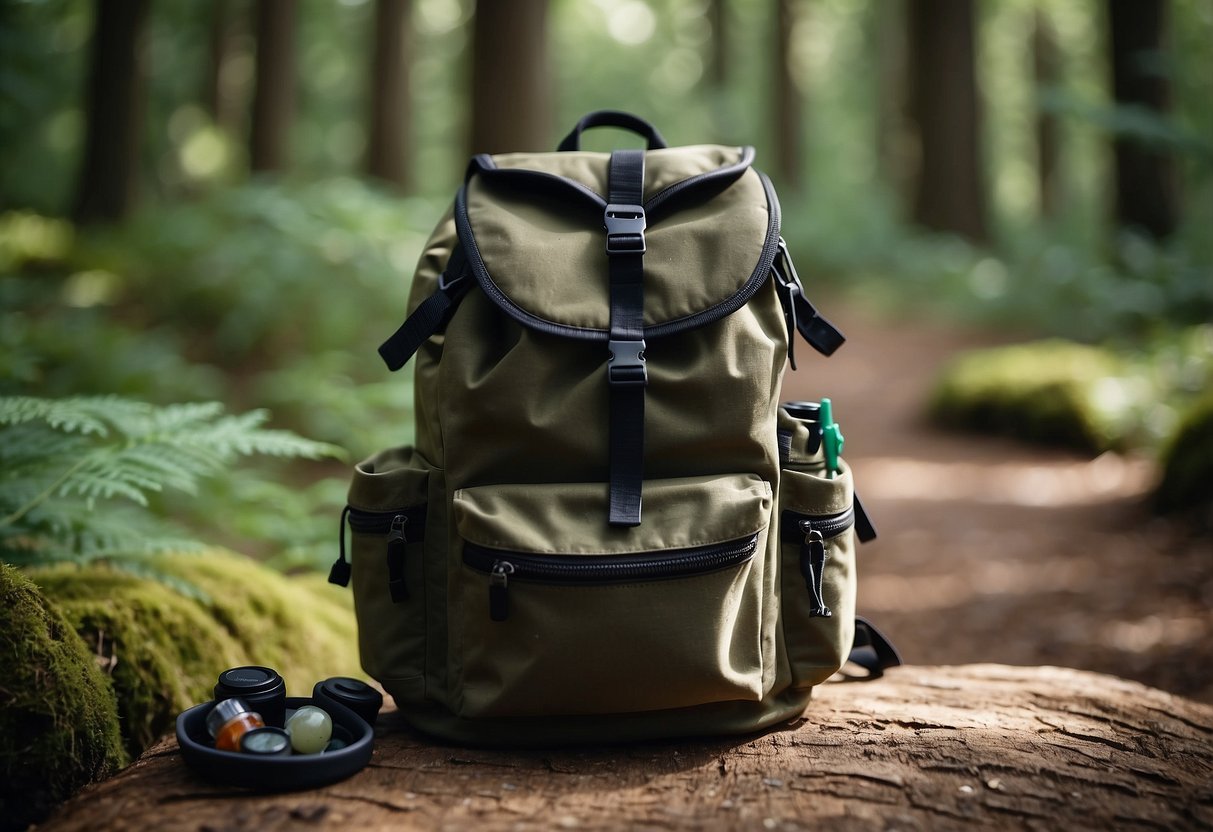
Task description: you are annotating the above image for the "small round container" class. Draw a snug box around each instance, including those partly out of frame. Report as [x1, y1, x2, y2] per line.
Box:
[205, 698, 265, 752]
[312, 678, 383, 728]
[215, 666, 287, 728]
[781, 400, 823, 455]
[240, 727, 292, 757]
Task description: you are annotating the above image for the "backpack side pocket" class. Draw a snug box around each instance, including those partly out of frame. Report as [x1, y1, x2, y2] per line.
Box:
[778, 461, 857, 690]
[346, 445, 431, 704]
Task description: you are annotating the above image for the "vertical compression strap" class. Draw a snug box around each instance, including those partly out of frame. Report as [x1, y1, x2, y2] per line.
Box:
[605, 149, 647, 527]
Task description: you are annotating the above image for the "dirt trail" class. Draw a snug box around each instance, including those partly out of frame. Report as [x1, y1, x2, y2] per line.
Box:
[779, 299, 1213, 704]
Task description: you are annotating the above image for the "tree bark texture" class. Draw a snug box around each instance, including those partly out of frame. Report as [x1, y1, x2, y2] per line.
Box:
[906, 0, 988, 243]
[366, 0, 413, 190]
[469, 0, 550, 156]
[71, 0, 150, 225]
[39, 665, 1213, 831]
[772, 0, 803, 189]
[249, 0, 298, 173]
[1108, 0, 1176, 238]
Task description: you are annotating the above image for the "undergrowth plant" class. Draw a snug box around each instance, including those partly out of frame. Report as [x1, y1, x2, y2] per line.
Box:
[0, 396, 342, 589]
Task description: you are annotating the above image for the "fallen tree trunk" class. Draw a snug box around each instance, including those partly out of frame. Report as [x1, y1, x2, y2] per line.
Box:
[40, 665, 1213, 831]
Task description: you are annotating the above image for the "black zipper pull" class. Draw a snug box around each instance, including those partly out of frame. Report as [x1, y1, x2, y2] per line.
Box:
[799, 523, 832, 618]
[386, 515, 409, 603]
[328, 506, 353, 587]
[489, 560, 515, 622]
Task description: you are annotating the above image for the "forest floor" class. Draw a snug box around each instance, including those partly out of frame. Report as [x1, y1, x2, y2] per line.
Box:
[780, 295, 1213, 705]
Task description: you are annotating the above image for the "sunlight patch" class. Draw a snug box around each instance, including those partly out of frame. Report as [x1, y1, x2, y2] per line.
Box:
[857, 452, 1155, 507]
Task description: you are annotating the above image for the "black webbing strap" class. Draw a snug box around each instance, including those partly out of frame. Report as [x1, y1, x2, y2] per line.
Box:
[847, 617, 903, 679]
[605, 149, 647, 527]
[377, 245, 471, 372]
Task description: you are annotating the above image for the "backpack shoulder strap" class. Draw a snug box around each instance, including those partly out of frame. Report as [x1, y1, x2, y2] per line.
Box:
[378, 244, 472, 372]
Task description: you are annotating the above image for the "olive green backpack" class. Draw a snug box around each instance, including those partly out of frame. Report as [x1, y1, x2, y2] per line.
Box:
[328, 111, 899, 744]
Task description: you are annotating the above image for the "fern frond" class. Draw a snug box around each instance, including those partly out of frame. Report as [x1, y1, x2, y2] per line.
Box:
[0, 395, 345, 578]
[0, 395, 150, 437]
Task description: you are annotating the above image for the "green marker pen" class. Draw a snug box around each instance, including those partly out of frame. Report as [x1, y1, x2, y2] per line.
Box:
[820, 398, 844, 479]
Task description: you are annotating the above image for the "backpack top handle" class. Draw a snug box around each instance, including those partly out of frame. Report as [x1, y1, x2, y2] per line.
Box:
[557, 110, 669, 152]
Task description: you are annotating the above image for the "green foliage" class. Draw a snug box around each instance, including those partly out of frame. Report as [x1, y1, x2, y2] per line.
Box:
[1155, 390, 1213, 520]
[0, 563, 127, 832]
[929, 340, 1131, 453]
[32, 550, 360, 758]
[929, 326, 1213, 455]
[0, 395, 341, 580]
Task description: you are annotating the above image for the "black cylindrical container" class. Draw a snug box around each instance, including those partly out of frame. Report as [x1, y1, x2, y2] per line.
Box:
[782, 400, 823, 455]
[215, 666, 287, 728]
[313, 677, 384, 728]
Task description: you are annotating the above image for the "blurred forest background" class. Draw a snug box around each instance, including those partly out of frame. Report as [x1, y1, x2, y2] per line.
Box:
[2, 1, 1213, 824]
[2, 0, 1211, 606]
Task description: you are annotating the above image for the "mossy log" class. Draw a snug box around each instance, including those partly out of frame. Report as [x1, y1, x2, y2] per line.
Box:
[39, 665, 1213, 831]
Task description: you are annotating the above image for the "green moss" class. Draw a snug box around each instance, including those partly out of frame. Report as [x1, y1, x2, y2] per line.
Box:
[31, 564, 247, 757]
[31, 550, 360, 759]
[0, 564, 127, 832]
[929, 339, 1130, 453]
[155, 551, 361, 697]
[1155, 390, 1213, 519]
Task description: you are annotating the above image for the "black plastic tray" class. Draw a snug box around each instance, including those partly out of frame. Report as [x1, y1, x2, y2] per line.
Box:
[176, 696, 374, 791]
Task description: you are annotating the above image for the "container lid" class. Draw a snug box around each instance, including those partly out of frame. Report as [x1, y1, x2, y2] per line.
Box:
[205, 697, 256, 738]
[215, 666, 283, 697]
[313, 678, 383, 727]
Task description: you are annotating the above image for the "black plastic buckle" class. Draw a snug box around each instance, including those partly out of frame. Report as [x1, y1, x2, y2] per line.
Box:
[604, 204, 647, 255]
[608, 338, 648, 386]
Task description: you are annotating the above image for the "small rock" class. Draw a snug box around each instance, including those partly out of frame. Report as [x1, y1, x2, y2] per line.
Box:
[763, 778, 785, 788]
[986, 778, 1004, 791]
[959, 785, 974, 795]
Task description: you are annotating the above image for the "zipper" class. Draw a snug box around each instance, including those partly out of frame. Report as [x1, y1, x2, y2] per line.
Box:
[779, 506, 856, 619]
[327, 505, 427, 599]
[464, 534, 760, 622]
[780, 505, 855, 543]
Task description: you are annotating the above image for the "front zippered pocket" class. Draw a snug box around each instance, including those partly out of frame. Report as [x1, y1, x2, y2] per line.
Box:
[464, 535, 760, 622]
[451, 474, 772, 718]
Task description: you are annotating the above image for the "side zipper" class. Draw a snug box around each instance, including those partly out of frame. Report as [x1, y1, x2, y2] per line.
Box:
[780, 506, 857, 619]
[328, 505, 428, 601]
[464, 535, 760, 623]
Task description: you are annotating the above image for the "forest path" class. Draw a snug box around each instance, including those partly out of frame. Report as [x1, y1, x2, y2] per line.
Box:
[779, 297, 1213, 704]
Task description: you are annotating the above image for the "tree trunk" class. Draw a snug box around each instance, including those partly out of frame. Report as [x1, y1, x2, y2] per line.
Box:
[906, 0, 988, 243]
[469, 0, 550, 156]
[249, 0, 298, 173]
[71, 0, 150, 225]
[365, 0, 413, 190]
[772, 0, 803, 189]
[1034, 8, 1060, 220]
[38, 665, 1213, 831]
[1108, 0, 1176, 238]
[709, 0, 728, 89]
[874, 0, 911, 207]
[204, 0, 240, 132]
